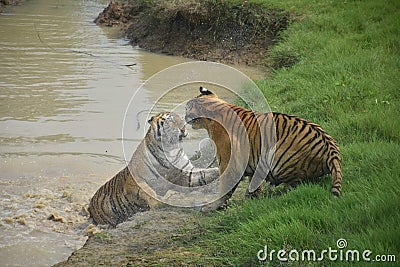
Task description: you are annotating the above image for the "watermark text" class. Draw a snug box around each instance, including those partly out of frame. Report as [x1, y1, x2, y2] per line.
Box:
[257, 238, 396, 263]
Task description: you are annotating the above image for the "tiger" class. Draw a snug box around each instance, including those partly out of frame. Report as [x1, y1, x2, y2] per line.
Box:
[185, 87, 342, 211]
[88, 112, 220, 226]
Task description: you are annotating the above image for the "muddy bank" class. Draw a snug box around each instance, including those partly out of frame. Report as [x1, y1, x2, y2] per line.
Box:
[95, 0, 291, 66]
[53, 209, 202, 266]
[54, 182, 250, 266]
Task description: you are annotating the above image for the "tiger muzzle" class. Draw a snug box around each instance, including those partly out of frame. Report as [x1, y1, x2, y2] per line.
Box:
[185, 113, 200, 125]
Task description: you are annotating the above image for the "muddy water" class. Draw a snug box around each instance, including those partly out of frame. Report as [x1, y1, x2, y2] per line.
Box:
[0, 1, 264, 266]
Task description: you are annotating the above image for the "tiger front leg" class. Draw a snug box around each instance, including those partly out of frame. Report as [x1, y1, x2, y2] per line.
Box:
[185, 167, 220, 187]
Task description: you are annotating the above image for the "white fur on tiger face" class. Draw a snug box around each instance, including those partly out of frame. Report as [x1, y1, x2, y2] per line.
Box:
[147, 112, 188, 148]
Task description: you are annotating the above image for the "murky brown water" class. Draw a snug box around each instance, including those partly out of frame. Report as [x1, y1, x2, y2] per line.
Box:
[0, 1, 264, 266]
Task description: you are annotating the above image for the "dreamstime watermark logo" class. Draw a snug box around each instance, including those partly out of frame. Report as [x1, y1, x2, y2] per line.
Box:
[257, 238, 397, 263]
[121, 61, 275, 208]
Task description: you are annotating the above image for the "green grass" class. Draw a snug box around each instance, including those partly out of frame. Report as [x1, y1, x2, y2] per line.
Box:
[186, 142, 399, 266]
[163, 0, 400, 266]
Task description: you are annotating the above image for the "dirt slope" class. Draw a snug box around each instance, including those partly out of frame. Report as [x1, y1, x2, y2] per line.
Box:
[54, 209, 202, 266]
[95, 0, 291, 66]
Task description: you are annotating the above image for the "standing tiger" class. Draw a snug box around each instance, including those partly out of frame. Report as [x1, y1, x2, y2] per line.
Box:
[88, 112, 219, 226]
[185, 87, 342, 211]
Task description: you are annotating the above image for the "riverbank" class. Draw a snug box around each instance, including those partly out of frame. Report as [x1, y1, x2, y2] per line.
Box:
[95, 0, 291, 66]
[54, 209, 203, 267]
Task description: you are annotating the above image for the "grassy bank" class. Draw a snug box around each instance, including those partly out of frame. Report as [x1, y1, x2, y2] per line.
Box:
[147, 0, 399, 266]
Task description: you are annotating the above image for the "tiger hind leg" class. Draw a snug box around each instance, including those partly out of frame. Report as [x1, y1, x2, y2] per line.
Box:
[328, 157, 342, 197]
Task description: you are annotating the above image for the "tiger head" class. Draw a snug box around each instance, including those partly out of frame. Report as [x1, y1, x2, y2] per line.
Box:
[185, 87, 224, 130]
[147, 112, 188, 147]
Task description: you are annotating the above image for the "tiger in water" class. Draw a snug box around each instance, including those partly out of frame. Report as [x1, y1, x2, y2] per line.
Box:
[88, 112, 219, 226]
[185, 87, 342, 211]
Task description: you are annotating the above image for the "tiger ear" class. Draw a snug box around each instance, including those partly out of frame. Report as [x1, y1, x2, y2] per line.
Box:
[199, 86, 215, 96]
[147, 116, 153, 124]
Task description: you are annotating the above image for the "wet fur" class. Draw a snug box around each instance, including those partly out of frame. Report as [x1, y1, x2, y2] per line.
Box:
[88, 112, 219, 226]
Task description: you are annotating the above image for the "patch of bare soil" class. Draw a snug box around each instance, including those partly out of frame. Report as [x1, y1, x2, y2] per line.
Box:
[54, 182, 255, 266]
[95, 0, 291, 66]
[54, 209, 202, 266]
